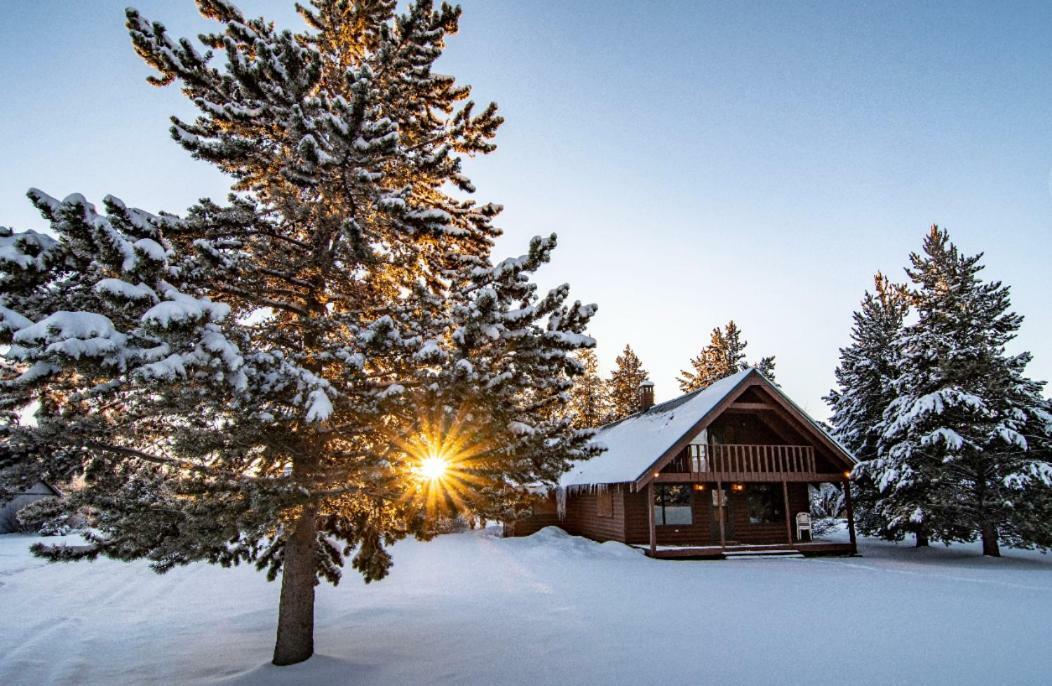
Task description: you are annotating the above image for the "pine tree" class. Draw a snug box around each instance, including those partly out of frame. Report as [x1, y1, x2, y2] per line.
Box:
[0, 0, 600, 665]
[607, 344, 649, 421]
[824, 273, 911, 537]
[870, 226, 1052, 554]
[677, 320, 775, 393]
[567, 348, 608, 429]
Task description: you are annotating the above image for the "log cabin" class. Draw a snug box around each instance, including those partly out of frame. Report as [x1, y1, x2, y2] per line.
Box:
[505, 368, 858, 558]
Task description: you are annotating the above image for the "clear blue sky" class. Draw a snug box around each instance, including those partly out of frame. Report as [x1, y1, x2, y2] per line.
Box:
[2, 1, 1051, 416]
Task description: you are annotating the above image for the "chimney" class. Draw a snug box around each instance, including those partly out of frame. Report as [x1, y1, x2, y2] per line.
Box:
[639, 379, 655, 411]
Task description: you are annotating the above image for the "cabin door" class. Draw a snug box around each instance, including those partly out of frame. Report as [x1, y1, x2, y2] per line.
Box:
[709, 488, 733, 544]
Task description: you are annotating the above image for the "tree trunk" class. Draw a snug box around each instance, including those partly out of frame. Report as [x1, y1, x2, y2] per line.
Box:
[915, 528, 929, 548]
[273, 504, 318, 666]
[981, 522, 1001, 557]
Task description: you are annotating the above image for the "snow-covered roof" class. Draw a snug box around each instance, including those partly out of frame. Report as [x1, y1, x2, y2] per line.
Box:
[560, 369, 754, 488]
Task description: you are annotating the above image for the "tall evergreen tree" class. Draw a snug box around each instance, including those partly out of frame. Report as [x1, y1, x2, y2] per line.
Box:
[607, 344, 649, 421]
[567, 348, 608, 429]
[0, 0, 599, 666]
[824, 273, 911, 537]
[677, 320, 775, 393]
[868, 226, 1052, 554]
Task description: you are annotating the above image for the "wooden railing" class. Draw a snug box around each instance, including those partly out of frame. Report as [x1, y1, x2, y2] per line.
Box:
[683, 444, 816, 478]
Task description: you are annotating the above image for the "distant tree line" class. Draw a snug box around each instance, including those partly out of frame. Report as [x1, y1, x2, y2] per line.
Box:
[567, 321, 775, 427]
[566, 344, 648, 427]
[827, 226, 1052, 556]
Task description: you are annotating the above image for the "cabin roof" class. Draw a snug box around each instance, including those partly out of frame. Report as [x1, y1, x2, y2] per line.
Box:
[558, 368, 854, 488]
[559, 369, 753, 488]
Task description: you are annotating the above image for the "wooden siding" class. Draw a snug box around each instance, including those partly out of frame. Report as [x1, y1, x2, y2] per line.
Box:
[728, 482, 810, 545]
[504, 512, 560, 537]
[562, 489, 627, 542]
[502, 493, 560, 537]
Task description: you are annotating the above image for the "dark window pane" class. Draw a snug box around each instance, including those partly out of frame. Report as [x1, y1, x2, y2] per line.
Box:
[746, 484, 785, 524]
[665, 485, 691, 505]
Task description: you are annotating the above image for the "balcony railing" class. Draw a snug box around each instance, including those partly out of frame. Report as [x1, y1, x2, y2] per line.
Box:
[665, 444, 817, 480]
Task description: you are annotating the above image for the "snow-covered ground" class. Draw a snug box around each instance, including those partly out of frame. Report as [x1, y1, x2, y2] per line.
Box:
[1, 527, 1050, 685]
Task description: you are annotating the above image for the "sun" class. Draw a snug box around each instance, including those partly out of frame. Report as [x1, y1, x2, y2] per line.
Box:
[395, 405, 492, 517]
[418, 454, 449, 482]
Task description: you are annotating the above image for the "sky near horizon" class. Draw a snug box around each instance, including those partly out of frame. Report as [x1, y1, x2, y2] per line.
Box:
[2, 1, 1051, 417]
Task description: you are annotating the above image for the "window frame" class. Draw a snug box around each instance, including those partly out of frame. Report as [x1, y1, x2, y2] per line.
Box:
[653, 484, 693, 526]
[596, 489, 614, 518]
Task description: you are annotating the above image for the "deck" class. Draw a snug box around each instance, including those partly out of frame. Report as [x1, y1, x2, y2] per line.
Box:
[654, 443, 849, 483]
[633, 541, 857, 559]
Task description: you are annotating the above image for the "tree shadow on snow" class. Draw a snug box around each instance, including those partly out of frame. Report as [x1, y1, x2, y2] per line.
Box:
[215, 654, 380, 686]
[858, 537, 1052, 571]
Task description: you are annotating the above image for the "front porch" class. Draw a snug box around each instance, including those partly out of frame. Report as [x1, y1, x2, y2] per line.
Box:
[642, 444, 858, 557]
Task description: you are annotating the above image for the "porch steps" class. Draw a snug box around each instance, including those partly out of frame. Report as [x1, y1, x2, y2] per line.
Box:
[723, 549, 804, 559]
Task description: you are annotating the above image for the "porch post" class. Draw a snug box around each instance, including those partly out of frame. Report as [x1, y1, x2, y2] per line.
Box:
[716, 474, 726, 549]
[782, 479, 793, 545]
[843, 479, 857, 554]
[647, 481, 656, 556]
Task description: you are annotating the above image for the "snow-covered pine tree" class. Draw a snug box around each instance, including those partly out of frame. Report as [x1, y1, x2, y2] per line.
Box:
[824, 273, 911, 537]
[567, 348, 608, 429]
[607, 344, 649, 422]
[677, 320, 775, 393]
[872, 226, 1052, 554]
[0, 0, 600, 666]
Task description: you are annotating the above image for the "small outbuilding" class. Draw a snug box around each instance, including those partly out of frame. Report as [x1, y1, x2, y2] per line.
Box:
[506, 368, 858, 558]
[0, 480, 61, 533]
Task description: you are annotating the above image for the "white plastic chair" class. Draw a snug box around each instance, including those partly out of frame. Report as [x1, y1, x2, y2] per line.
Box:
[795, 512, 813, 541]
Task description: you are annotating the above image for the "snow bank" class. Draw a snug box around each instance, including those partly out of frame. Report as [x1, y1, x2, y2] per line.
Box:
[501, 526, 640, 561]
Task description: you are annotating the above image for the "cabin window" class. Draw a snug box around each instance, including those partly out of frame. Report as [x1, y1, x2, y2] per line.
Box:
[653, 485, 692, 526]
[596, 490, 613, 518]
[746, 484, 785, 524]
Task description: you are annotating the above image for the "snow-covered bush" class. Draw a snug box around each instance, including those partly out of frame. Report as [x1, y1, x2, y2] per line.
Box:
[808, 483, 845, 536]
[810, 483, 845, 519]
[14, 496, 87, 536]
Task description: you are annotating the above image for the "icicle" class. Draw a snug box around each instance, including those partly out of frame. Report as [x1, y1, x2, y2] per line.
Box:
[555, 486, 566, 521]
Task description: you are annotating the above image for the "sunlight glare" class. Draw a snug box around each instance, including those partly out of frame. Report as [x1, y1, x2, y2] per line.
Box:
[419, 454, 449, 482]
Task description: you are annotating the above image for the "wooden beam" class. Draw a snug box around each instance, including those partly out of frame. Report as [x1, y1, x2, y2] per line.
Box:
[717, 474, 726, 549]
[783, 479, 793, 545]
[654, 471, 849, 483]
[648, 481, 656, 556]
[752, 409, 805, 446]
[725, 402, 775, 411]
[843, 479, 857, 554]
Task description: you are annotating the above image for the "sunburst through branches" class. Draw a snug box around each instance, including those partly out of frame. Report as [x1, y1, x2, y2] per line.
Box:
[399, 406, 491, 518]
